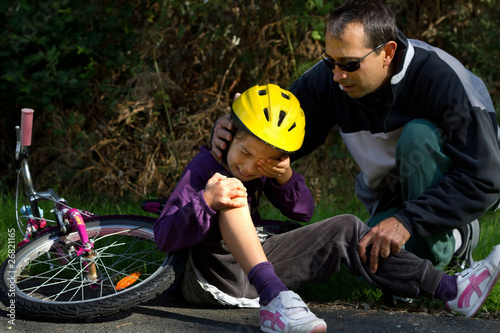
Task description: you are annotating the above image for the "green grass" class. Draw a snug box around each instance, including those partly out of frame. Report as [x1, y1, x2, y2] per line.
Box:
[0, 191, 21, 261]
[0, 190, 154, 262]
[471, 210, 500, 314]
[258, 192, 500, 317]
[1, 189, 499, 317]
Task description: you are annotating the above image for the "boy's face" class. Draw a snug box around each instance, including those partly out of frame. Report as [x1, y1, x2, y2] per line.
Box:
[226, 132, 285, 182]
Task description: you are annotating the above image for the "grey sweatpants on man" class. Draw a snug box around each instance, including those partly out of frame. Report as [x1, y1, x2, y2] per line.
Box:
[181, 214, 445, 307]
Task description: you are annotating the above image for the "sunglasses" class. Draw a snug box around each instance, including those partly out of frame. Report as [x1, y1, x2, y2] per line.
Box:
[321, 43, 386, 72]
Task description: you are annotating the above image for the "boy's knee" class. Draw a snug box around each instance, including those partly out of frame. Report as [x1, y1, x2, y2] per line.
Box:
[344, 214, 366, 227]
[330, 214, 369, 235]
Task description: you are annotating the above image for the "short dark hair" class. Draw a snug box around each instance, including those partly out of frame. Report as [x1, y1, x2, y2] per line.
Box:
[326, 0, 398, 48]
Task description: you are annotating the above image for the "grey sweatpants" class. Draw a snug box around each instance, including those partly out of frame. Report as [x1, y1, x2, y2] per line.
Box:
[182, 214, 444, 306]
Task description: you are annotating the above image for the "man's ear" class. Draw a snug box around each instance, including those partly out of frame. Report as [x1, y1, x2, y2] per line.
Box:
[383, 41, 398, 66]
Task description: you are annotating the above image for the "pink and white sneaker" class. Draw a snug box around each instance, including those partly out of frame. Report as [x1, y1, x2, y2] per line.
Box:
[259, 290, 327, 333]
[446, 245, 500, 317]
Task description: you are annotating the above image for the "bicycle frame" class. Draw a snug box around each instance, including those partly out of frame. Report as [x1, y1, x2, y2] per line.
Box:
[15, 108, 98, 281]
[1, 109, 178, 321]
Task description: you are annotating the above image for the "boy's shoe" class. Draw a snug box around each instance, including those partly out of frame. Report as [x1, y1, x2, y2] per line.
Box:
[454, 219, 480, 269]
[260, 290, 327, 333]
[446, 245, 500, 317]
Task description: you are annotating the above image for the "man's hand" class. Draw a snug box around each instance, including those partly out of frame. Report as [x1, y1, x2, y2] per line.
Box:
[211, 114, 233, 159]
[211, 93, 241, 159]
[358, 216, 410, 274]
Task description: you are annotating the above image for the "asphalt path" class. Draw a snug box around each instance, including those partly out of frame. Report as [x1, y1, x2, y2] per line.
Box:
[2, 294, 500, 333]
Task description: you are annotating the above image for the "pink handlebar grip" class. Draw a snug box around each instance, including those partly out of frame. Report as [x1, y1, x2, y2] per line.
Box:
[21, 108, 34, 146]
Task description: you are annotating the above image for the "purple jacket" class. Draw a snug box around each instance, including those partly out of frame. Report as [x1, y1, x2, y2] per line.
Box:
[154, 146, 314, 252]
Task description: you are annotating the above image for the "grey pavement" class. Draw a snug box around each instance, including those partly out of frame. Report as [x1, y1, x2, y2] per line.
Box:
[1, 295, 500, 332]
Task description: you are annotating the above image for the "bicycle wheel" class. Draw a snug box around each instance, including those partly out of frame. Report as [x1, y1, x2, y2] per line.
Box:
[0, 216, 183, 321]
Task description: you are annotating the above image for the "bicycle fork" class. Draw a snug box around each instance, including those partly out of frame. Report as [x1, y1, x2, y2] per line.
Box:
[66, 208, 98, 282]
[65, 209, 140, 289]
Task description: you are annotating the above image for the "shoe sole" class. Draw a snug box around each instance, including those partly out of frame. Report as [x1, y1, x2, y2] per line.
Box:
[260, 324, 327, 333]
[469, 220, 480, 254]
[309, 324, 327, 333]
[455, 220, 480, 268]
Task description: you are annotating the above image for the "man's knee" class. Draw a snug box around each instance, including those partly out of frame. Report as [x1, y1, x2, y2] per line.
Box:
[397, 119, 442, 161]
[396, 119, 452, 182]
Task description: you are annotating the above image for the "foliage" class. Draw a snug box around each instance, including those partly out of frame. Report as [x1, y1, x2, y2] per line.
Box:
[0, 0, 143, 193]
[388, 0, 500, 106]
[1, 0, 499, 317]
[0, 0, 498, 199]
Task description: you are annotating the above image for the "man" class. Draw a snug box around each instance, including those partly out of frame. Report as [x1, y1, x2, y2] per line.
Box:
[212, 0, 500, 272]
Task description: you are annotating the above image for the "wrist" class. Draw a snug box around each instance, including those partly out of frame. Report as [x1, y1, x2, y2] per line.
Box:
[276, 168, 293, 186]
[202, 190, 213, 209]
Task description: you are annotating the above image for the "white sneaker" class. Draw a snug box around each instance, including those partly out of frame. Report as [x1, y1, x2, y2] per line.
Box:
[453, 219, 480, 269]
[259, 290, 327, 333]
[446, 245, 500, 317]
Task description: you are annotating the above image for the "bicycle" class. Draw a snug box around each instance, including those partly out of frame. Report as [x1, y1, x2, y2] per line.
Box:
[0, 108, 184, 321]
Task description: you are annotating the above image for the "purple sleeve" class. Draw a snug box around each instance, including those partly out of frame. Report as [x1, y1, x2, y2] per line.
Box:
[153, 158, 217, 252]
[264, 171, 314, 222]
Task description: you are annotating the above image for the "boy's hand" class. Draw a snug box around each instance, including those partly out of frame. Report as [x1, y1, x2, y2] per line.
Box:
[204, 173, 248, 211]
[257, 156, 292, 185]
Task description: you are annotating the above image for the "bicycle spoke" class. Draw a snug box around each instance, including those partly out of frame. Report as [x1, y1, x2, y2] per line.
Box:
[9, 220, 171, 306]
[29, 257, 88, 300]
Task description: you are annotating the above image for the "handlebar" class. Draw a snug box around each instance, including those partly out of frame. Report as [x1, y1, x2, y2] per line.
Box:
[21, 108, 34, 147]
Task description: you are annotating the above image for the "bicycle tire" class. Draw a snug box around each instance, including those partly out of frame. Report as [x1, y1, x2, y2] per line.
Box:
[0, 216, 182, 321]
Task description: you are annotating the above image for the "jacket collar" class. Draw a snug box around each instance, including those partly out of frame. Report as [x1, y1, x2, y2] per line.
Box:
[390, 29, 414, 85]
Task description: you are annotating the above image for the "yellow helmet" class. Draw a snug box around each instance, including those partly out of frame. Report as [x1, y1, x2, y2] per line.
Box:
[231, 84, 306, 153]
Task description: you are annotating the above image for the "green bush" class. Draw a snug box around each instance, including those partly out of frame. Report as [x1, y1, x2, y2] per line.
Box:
[1, 0, 499, 318]
[0, 0, 498, 198]
[1, 1, 144, 191]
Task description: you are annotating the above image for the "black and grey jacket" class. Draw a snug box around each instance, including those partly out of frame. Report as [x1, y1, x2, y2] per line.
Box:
[290, 30, 500, 238]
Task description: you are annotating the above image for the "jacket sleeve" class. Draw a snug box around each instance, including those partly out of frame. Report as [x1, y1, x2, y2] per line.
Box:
[153, 167, 217, 252]
[394, 60, 500, 237]
[263, 171, 314, 222]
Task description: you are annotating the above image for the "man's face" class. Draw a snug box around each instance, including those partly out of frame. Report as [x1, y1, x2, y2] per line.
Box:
[324, 22, 390, 99]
